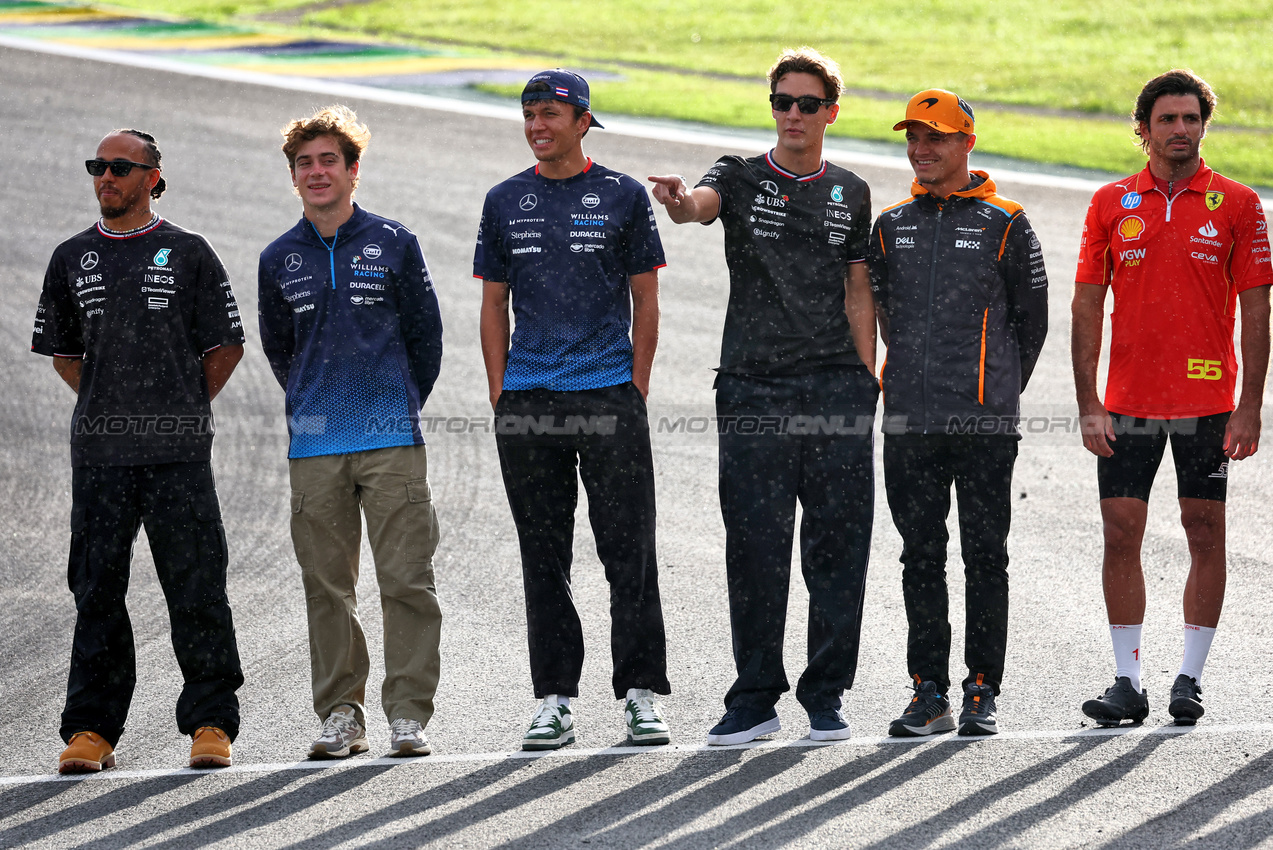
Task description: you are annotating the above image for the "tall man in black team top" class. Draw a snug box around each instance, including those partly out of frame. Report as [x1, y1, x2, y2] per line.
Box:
[32, 130, 245, 773]
[650, 48, 879, 744]
[869, 91, 1048, 737]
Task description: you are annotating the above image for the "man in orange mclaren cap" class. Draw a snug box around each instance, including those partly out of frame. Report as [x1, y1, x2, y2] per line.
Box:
[868, 89, 1049, 737]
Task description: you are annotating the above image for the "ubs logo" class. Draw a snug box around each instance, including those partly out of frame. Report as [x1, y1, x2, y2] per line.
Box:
[80, 252, 99, 270]
[582, 193, 601, 209]
[519, 194, 538, 211]
[285, 253, 303, 272]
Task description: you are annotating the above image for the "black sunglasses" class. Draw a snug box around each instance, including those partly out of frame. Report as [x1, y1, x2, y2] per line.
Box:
[769, 93, 836, 114]
[85, 159, 156, 178]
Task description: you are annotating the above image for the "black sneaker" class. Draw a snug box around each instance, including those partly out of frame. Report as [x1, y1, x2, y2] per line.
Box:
[889, 679, 956, 737]
[1168, 674, 1204, 725]
[1082, 676, 1149, 726]
[705, 705, 780, 746]
[958, 682, 998, 736]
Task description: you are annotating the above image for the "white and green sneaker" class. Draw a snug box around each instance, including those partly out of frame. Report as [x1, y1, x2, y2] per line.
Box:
[522, 698, 575, 751]
[624, 688, 671, 745]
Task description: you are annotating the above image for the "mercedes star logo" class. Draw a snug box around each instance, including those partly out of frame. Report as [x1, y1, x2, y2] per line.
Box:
[80, 252, 99, 270]
[519, 194, 538, 211]
[285, 253, 303, 272]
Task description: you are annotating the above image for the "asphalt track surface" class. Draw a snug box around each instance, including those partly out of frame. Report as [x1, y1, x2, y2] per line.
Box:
[3, 43, 1273, 849]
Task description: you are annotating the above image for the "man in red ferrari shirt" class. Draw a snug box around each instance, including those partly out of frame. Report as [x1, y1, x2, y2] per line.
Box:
[1072, 69, 1271, 727]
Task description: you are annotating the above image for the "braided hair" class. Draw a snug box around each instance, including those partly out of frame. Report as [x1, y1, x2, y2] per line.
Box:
[115, 128, 167, 199]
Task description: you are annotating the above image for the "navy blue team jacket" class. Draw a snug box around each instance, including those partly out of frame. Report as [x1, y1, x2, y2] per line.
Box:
[258, 205, 443, 459]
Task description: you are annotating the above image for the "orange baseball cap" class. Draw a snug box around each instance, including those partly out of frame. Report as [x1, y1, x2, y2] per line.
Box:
[893, 89, 975, 134]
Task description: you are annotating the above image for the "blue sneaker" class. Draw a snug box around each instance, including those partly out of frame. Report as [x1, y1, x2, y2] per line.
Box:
[808, 708, 851, 742]
[706, 705, 780, 746]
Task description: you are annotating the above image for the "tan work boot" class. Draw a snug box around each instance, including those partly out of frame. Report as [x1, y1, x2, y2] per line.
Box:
[189, 726, 233, 768]
[59, 731, 116, 774]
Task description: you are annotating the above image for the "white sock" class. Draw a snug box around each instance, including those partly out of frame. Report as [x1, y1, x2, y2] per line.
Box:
[1178, 624, 1217, 683]
[1110, 624, 1143, 693]
[556, 695, 571, 708]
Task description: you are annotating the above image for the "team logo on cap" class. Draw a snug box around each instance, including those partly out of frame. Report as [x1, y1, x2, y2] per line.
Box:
[285, 253, 303, 272]
[1206, 191, 1225, 211]
[153, 248, 171, 266]
[1120, 192, 1142, 210]
[80, 251, 99, 270]
[1118, 216, 1146, 241]
[519, 194, 538, 211]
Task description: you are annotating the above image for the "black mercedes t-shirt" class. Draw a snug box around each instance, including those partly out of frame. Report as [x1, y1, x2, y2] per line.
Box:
[697, 152, 871, 375]
[31, 217, 243, 467]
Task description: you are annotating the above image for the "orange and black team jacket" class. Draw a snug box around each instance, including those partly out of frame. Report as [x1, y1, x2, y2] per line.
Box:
[867, 171, 1049, 436]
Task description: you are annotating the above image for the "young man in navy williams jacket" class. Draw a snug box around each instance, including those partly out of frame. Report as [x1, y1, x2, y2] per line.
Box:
[259, 105, 443, 759]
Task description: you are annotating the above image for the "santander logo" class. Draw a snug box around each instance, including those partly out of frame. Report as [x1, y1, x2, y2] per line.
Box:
[1199, 221, 1219, 238]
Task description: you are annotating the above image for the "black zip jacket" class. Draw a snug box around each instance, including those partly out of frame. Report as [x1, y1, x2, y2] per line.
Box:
[868, 171, 1048, 436]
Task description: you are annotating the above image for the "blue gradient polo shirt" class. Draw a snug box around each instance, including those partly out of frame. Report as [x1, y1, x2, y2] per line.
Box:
[473, 159, 666, 391]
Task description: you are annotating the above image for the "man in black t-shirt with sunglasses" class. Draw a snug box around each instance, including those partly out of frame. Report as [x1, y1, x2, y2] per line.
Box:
[651, 48, 878, 745]
[33, 130, 245, 774]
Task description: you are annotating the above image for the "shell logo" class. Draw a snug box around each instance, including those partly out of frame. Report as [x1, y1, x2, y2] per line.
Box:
[1118, 216, 1146, 242]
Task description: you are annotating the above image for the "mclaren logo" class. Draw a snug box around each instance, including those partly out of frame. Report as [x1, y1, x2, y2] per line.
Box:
[920, 97, 940, 109]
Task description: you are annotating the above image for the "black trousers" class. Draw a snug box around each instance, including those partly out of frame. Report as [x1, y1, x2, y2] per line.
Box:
[495, 383, 670, 700]
[62, 462, 243, 747]
[716, 367, 878, 713]
[883, 433, 1018, 695]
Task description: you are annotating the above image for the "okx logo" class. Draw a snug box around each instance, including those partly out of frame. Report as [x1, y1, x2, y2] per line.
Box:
[153, 248, 172, 266]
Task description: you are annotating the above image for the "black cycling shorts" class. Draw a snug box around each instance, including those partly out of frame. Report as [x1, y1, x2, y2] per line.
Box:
[1097, 413, 1230, 503]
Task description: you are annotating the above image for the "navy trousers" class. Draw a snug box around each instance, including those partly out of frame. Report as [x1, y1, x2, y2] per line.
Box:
[716, 366, 878, 713]
[61, 462, 243, 746]
[495, 383, 670, 700]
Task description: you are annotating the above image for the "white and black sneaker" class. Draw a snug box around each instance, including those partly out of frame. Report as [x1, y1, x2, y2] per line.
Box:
[523, 698, 575, 751]
[310, 705, 369, 759]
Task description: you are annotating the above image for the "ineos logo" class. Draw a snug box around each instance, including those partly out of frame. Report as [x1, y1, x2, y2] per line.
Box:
[285, 253, 303, 272]
[80, 252, 99, 270]
[519, 194, 538, 211]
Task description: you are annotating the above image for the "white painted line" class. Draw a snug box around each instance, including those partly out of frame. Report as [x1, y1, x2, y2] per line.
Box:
[0, 33, 1109, 193]
[5, 721, 1271, 788]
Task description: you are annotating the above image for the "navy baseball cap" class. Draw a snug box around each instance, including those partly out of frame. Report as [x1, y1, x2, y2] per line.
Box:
[521, 69, 604, 129]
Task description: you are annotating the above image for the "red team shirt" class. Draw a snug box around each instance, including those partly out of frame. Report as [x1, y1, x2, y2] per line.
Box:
[1076, 160, 1273, 419]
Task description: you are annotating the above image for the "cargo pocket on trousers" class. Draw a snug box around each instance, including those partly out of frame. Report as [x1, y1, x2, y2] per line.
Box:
[290, 490, 313, 571]
[191, 490, 229, 580]
[67, 501, 89, 597]
[405, 478, 440, 567]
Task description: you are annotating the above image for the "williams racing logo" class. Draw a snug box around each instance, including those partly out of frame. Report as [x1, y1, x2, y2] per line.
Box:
[350, 255, 390, 280]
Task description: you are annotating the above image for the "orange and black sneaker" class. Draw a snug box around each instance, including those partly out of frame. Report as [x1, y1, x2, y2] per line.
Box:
[958, 674, 999, 736]
[59, 731, 116, 774]
[189, 726, 232, 768]
[888, 676, 956, 737]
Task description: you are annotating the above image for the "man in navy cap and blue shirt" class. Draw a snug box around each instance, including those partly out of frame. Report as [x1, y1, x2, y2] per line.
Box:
[475, 69, 673, 750]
